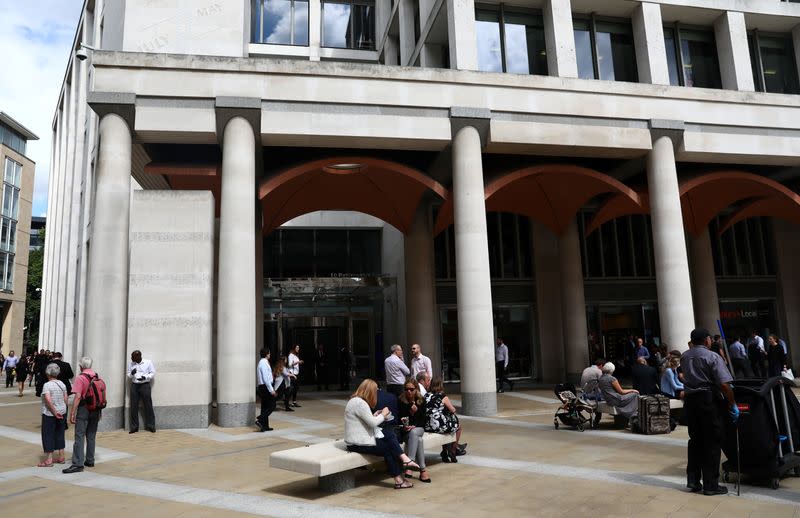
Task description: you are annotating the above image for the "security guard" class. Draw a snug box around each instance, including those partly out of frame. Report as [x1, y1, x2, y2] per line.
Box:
[681, 328, 738, 495]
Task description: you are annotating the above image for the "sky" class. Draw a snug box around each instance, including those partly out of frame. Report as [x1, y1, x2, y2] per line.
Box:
[0, 0, 85, 218]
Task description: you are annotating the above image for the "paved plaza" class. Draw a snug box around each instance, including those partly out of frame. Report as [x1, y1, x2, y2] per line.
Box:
[1, 382, 799, 517]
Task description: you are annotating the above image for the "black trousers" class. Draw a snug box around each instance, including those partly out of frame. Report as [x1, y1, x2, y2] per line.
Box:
[130, 382, 156, 431]
[257, 384, 276, 428]
[5, 367, 13, 387]
[496, 362, 511, 391]
[685, 391, 725, 490]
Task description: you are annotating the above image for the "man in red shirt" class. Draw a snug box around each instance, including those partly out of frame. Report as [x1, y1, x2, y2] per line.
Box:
[63, 357, 102, 474]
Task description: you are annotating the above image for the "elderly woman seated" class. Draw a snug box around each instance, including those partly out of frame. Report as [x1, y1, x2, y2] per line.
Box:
[597, 362, 639, 422]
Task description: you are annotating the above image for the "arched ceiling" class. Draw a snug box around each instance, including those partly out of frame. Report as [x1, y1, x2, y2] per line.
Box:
[433, 164, 642, 236]
[258, 157, 448, 235]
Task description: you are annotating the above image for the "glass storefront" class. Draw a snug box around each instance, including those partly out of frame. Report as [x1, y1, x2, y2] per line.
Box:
[439, 305, 535, 382]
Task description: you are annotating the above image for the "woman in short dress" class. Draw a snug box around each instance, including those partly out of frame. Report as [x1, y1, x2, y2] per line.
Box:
[424, 377, 463, 463]
[15, 352, 29, 397]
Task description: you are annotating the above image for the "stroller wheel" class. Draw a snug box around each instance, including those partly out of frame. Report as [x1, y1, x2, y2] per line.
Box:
[722, 471, 729, 483]
[577, 422, 585, 432]
[553, 418, 559, 430]
[770, 478, 780, 490]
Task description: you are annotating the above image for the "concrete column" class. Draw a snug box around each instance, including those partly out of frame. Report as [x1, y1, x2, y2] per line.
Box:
[714, 11, 755, 91]
[632, 2, 670, 85]
[39, 113, 60, 350]
[384, 36, 400, 65]
[452, 125, 496, 416]
[216, 116, 257, 427]
[559, 220, 589, 381]
[83, 113, 132, 430]
[405, 203, 440, 377]
[399, 0, 417, 66]
[543, 0, 578, 78]
[773, 219, 800, 370]
[689, 228, 721, 334]
[647, 124, 695, 352]
[446, 0, 478, 71]
[532, 221, 564, 383]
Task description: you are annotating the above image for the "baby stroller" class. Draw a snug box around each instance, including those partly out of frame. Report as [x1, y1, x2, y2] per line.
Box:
[553, 383, 596, 432]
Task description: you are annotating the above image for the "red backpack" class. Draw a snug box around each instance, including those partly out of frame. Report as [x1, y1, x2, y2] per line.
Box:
[80, 373, 107, 412]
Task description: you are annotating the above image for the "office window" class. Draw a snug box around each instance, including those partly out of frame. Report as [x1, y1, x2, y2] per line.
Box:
[322, 0, 375, 50]
[573, 17, 638, 82]
[434, 213, 532, 279]
[0, 126, 26, 156]
[475, 6, 547, 75]
[710, 216, 775, 277]
[251, 0, 309, 46]
[0, 158, 20, 291]
[664, 26, 722, 88]
[749, 32, 800, 94]
[263, 229, 382, 277]
[578, 212, 655, 279]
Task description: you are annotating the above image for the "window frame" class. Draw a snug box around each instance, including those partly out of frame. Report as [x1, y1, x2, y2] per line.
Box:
[475, 3, 548, 76]
[572, 13, 638, 83]
[748, 29, 800, 94]
[321, 0, 377, 50]
[251, 0, 310, 47]
[664, 22, 722, 89]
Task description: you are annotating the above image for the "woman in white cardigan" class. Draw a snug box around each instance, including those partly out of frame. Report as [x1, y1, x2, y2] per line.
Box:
[344, 379, 419, 489]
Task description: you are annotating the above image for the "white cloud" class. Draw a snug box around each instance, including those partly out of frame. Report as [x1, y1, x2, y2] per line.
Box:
[0, 0, 84, 218]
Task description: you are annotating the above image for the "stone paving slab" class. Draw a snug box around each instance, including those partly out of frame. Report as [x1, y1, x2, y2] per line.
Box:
[1, 384, 799, 517]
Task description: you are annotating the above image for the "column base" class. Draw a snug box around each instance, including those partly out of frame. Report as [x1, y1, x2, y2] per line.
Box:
[460, 392, 497, 417]
[216, 402, 255, 427]
[126, 404, 212, 430]
[319, 471, 356, 492]
[95, 406, 124, 431]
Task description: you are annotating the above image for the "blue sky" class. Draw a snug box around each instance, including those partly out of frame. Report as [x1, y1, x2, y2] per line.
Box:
[0, 0, 84, 218]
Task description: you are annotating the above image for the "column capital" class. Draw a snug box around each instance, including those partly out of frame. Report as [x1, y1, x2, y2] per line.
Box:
[215, 97, 261, 146]
[450, 106, 491, 147]
[648, 119, 684, 146]
[87, 92, 136, 131]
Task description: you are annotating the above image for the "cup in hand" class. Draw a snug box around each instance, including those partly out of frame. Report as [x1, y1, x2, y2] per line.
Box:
[401, 417, 410, 426]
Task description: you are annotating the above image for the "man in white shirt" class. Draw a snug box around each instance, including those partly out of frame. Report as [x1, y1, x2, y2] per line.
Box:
[495, 338, 513, 393]
[287, 344, 303, 408]
[409, 343, 432, 379]
[3, 351, 18, 388]
[256, 348, 276, 432]
[747, 330, 766, 378]
[415, 371, 430, 396]
[728, 337, 753, 378]
[580, 359, 604, 389]
[127, 350, 156, 433]
[384, 344, 410, 397]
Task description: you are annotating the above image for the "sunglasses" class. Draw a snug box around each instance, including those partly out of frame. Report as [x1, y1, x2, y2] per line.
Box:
[404, 387, 415, 391]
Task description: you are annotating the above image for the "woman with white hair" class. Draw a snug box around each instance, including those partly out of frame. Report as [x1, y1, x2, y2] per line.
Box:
[37, 363, 68, 467]
[597, 362, 639, 419]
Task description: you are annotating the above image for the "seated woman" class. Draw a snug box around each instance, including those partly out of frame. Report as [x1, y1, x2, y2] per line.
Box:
[424, 377, 463, 463]
[398, 378, 430, 482]
[597, 362, 639, 422]
[344, 379, 420, 489]
[660, 357, 684, 399]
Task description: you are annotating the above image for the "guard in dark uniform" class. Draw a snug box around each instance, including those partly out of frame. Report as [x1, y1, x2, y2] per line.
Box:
[681, 328, 739, 495]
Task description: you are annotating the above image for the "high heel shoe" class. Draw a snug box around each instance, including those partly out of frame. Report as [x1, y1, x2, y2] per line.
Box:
[440, 449, 451, 463]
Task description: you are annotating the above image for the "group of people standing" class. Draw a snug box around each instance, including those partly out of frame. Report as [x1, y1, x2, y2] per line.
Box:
[727, 330, 790, 379]
[255, 344, 304, 432]
[1, 349, 73, 397]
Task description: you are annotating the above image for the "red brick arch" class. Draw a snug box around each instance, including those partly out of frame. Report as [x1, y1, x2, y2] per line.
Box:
[258, 157, 449, 235]
[585, 171, 800, 237]
[433, 164, 642, 236]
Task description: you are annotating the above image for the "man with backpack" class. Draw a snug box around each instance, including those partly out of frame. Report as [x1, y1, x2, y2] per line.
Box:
[63, 357, 105, 474]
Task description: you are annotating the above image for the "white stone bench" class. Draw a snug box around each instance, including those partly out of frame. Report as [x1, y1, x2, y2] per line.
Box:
[270, 432, 456, 492]
[595, 398, 683, 426]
